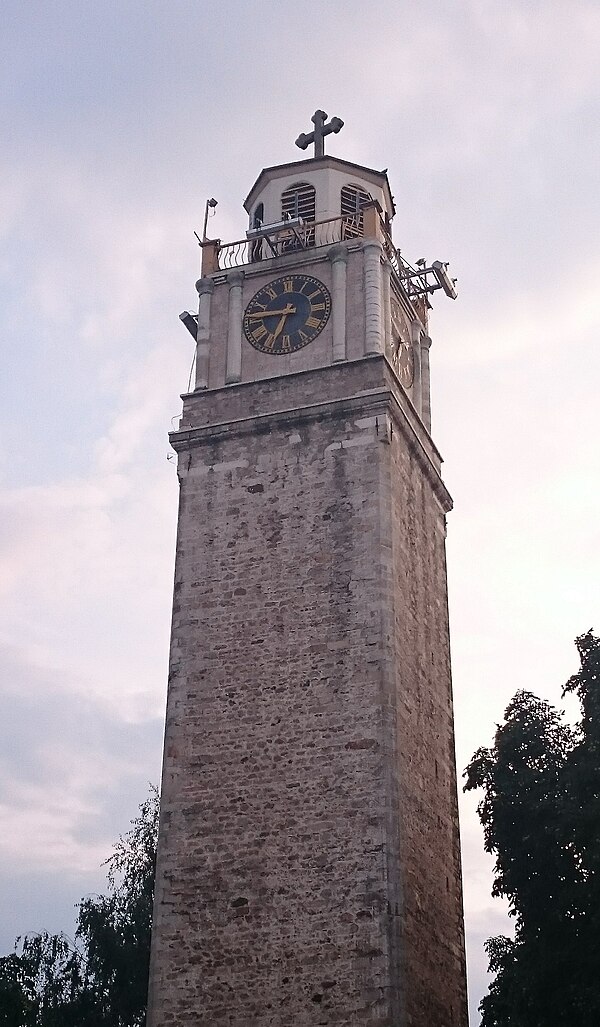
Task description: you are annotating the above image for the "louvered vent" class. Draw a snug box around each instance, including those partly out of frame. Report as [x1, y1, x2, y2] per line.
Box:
[281, 182, 316, 223]
[341, 184, 372, 237]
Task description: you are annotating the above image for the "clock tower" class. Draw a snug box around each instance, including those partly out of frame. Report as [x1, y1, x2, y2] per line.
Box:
[147, 112, 468, 1027]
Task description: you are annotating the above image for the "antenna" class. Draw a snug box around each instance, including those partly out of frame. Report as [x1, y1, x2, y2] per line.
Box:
[431, 261, 458, 300]
[399, 257, 458, 301]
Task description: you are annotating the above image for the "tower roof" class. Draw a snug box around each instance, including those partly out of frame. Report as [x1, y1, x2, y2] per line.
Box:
[244, 156, 395, 217]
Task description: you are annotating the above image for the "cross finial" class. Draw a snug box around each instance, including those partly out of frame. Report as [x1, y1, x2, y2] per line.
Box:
[295, 110, 344, 159]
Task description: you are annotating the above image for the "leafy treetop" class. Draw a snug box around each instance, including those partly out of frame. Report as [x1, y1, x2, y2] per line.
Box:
[464, 632, 600, 1027]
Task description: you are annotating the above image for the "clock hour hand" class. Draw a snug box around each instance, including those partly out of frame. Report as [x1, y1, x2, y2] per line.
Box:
[271, 312, 290, 341]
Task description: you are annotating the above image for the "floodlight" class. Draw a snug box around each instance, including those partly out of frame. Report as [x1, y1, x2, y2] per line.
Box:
[179, 311, 198, 339]
[246, 216, 303, 240]
[202, 197, 219, 240]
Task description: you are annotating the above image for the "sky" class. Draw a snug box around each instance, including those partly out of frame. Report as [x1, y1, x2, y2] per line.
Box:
[1, 0, 599, 1021]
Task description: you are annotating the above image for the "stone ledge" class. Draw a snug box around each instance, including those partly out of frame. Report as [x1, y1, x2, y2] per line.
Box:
[177, 355, 443, 463]
[170, 382, 452, 513]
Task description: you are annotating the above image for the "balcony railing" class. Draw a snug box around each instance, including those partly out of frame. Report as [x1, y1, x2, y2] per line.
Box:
[198, 203, 436, 312]
[201, 213, 368, 274]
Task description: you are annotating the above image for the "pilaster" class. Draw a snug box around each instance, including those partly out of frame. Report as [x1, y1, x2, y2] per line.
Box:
[382, 260, 392, 353]
[194, 277, 214, 389]
[410, 319, 422, 418]
[328, 243, 348, 362]
[420, 332, 432, 433]
[363, 239, 384, 356]
[226, 270, 244, 384]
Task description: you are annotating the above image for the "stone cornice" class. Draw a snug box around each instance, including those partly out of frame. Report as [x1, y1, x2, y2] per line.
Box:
[170, 358, 452, 513]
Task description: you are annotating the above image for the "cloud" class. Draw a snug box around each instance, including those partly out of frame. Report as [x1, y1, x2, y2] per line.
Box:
[0, 315, 186, 723]
[2, 0, 600, 1014]
[0, 642, 163, 876]
[0, 644, 163, 952]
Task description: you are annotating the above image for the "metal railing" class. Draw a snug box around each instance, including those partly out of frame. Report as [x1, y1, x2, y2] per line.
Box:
[200, 206, 432, 310]
[212, 214, 365, 271]
[381, 227, 401, 278]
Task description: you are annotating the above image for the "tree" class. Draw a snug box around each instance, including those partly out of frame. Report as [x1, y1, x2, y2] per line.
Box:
[0, 788, 159, 1027]
[464, 631, 600, 1026]
[0, 933, 88, 1027]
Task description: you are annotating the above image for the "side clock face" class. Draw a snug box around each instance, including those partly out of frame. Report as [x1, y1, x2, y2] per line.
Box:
[243, 274, 331, 355]
[390, 295, 415, 389]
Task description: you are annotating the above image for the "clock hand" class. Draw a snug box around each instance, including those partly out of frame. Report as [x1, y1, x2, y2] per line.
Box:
[271, 313, 290, 341]
[246, 305, 296, 319]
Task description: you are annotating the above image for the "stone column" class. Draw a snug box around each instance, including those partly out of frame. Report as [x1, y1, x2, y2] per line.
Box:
[226, 270, 244, 384]
[382, 261, 392, 353]
[194, 277, 214, 389]
[328, 244, 348, 362]
[410, 320, 422, 416]
[363, 240, 383, 355]
[420, 333, 432, 433]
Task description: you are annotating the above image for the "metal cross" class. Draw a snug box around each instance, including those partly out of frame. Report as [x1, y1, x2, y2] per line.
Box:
[295, 110, 344, 158]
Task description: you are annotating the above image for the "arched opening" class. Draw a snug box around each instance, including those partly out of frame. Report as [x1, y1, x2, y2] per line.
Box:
[281, 182, 316, 248]
[250, 202, 264, 262]
[341, 184, 372, 238]
[281, 181, 316, 222]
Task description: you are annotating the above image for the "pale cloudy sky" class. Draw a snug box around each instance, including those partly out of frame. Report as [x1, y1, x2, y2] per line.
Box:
[2, 0, 599, 1020]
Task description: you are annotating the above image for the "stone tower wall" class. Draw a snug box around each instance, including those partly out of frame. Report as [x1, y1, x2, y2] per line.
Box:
[147, 358, 467, 1027]
[384, 418, 467, 1025]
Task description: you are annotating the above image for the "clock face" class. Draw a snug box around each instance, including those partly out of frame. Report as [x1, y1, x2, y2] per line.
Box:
[395, 337, 415, 389]
[243, 274, 331, 355]
[390, 295, 415, 389]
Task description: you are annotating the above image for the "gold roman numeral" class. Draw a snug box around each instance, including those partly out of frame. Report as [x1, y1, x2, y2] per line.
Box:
[263, 333, 276, 349]
[305, 316, 321, 330]
[298, 330, 310, 345]
[251, 324, 267, 341]
[281, 335, 291, 352]
[282, 279, 294, 293]
[265, 286, 277, 300]
[311, 302, 326, 312]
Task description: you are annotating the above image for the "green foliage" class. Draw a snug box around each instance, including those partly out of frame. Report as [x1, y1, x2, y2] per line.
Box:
[465, 632, 600, 1026]
[0, 953, 36, 1027]
[0, 788, 159, 1027]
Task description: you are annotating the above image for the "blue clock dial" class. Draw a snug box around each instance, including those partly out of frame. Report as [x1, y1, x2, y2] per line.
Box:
[243, 274, 331, 354]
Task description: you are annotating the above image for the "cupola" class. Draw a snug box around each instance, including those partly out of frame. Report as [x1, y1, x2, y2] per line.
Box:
[244, 154, 395, 240]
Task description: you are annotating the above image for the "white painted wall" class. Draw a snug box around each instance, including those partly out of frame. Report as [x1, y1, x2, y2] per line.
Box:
[248, 165, 391, 228]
